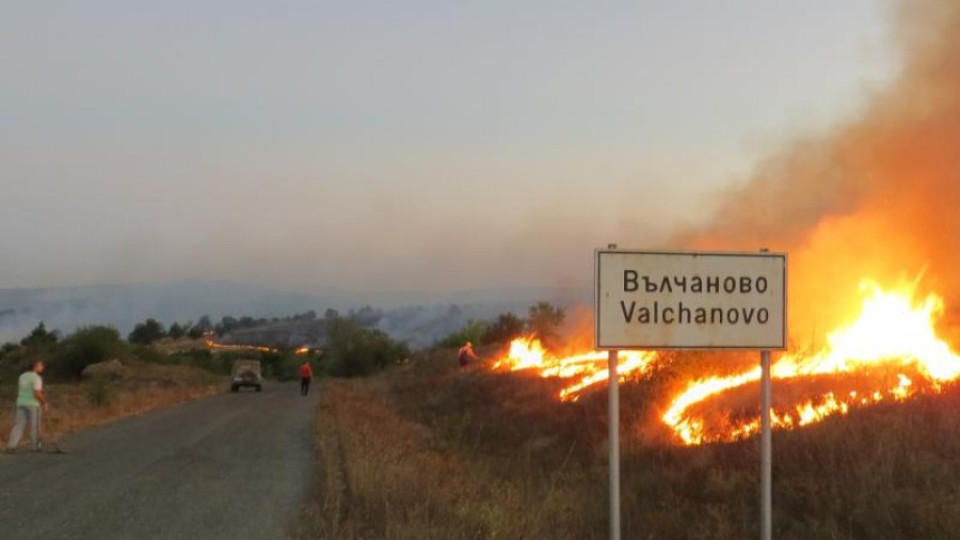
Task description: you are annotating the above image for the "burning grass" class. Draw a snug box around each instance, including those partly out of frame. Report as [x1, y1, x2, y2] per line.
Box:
[300, 347, 960, 539]
[0, 363, 222, 448]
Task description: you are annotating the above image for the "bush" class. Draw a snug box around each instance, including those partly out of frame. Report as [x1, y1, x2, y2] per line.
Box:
[197, 351, 236, 375]
[438, 320, 489, 348]
[52, 326, 126, 381]
[20, 322, 58, 348]
[128, 319, 166, 345]
[482, 312, 525, 344]
[325, 317, 410, 377]
[526, 302, 565, 345]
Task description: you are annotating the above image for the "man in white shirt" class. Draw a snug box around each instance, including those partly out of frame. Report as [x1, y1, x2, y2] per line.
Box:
[6, 360, 49, 452]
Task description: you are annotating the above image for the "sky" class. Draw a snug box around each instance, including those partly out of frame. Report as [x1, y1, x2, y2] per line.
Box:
[1, 1, 897, 295]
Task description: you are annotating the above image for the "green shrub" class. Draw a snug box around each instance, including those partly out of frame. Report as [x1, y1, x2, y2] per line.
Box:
[52, 326, 126, 380]
[128, 318, 166, 345]
[526, 301, 565, 345]
[482, 312, 525, 344]
[438, 320, 489, 348]
[325, 317, 410, 377]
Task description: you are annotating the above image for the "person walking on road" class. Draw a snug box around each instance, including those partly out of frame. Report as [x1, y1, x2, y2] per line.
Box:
[298, 360, 314, 396]
[6, 359, 49, 452]
[458, 341, 478, 368]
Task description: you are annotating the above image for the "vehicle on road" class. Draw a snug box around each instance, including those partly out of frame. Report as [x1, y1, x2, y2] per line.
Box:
[231, 360, 263, 392]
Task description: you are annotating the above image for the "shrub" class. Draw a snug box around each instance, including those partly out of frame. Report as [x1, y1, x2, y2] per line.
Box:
[482, 312, 525, 344]
[438, 320, 489, 348]
[52, 326, 126, 380]
[20, 322, 58, 348]
[526, 301, 565, 345]
[324, 317, 410, 377]
[128, 318, 166, 345]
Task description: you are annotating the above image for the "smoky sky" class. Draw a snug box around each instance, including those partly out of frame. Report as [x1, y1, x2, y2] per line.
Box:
[682, 0, 960, 341]
[1, 1, 891, 294]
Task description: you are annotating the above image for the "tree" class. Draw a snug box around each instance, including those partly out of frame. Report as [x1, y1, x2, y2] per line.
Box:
[195, 315, 213, 331]
[218, 316, 239, 334]
[527, 302, 565, 344]
[20, 322, 58, 348]
[324, 308, 339, 319]
[128, 319, 166, 345]
[483, 312, 525, 344]
[168, 322, 186, 340]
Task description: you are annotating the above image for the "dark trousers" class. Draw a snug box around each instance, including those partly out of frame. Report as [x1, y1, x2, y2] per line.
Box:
[300, 377, 311, 395]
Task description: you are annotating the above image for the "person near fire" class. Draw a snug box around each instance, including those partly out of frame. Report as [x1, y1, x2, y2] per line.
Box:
[458, 341, 478, 368]
[6, 359, 49, 453]
[298, 360, 314, 396]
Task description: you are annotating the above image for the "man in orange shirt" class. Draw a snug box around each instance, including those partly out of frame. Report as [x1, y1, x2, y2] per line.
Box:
[298, 360, 314, 396]
[458, 341, 478, 368]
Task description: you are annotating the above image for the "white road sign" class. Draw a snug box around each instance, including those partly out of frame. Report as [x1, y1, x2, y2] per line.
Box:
[595, 250, 787, 350]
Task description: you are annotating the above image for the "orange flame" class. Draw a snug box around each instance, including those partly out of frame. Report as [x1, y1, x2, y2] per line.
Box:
[493, 280, 960, 445]
[663, 280, 960, 444]
[493, 335, 659, 401]
[205, 339, 277, 354]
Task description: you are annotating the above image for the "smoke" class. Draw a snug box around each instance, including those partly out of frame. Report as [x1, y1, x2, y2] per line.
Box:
[678, 0, 960, 342]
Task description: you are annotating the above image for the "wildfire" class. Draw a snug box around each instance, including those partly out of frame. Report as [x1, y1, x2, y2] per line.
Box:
[494, 280, 960, 445]
[493, 335, 659, 402]
[205, 339, 278, 354]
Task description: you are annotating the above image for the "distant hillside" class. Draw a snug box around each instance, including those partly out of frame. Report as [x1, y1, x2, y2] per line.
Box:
[0, 280, 588, 347]
[0, 281, 324, 343]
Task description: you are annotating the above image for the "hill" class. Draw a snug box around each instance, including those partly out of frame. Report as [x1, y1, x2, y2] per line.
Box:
[0, 280, 587, 348]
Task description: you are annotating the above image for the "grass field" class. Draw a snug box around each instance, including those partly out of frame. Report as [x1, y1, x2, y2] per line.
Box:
[300, 347, 960, 540]
[0, 363, 222, 448]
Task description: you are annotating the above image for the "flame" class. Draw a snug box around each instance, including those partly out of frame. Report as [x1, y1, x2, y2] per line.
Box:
[493, 280, 960, 445]
[205, 339, 277, 354]
[663, 280, 960, 445]
[493, 335, 659, 401]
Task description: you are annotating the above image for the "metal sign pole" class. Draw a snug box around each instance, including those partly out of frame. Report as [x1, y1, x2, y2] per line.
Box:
[759, 246, 772, 540]
[608, 348, 621, 540]
[760, 349, 772, 540]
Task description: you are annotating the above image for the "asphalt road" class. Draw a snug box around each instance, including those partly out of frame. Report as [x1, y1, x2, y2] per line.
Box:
[0, 382, 318, 540]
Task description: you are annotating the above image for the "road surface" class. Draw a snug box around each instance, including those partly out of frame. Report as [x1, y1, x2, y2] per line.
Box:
[0, 383, 317, 540]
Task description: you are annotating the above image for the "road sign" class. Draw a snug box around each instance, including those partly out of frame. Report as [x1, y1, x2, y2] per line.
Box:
[595, 249, 787, 350]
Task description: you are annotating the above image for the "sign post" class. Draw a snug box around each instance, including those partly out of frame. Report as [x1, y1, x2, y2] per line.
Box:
[760, 248, 772, 540]
[595, 248, 787, 540]
[608, 348, 620, 540]
[605, 243, 621, 540]
[761, 348, 772, 540]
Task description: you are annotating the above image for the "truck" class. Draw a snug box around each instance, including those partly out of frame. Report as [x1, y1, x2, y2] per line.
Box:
[231, 360, 263, 393]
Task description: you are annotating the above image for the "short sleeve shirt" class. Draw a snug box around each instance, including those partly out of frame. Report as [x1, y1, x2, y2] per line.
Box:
[16, 371, 42, 407]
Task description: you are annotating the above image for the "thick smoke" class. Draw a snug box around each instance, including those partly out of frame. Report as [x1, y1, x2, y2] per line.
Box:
[679, 0, 960, 342]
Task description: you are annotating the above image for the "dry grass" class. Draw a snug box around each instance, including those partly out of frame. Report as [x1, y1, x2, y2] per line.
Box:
[300, 349, 605, 540]
[299, 347, 960, 540]
[0, 362, 222, 447]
